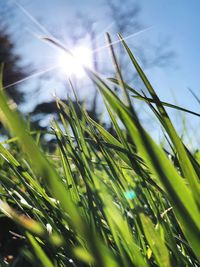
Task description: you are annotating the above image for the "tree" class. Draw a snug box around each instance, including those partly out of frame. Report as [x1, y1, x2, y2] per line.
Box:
[0, 26, 27, 104]
[105, 0, 175, 73]
[0, 2, 28, 105]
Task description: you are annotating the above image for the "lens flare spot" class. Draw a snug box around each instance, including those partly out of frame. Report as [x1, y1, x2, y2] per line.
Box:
[124, 190, 136, 200]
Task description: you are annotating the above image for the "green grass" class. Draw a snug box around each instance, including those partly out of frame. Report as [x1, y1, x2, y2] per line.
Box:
[0, 36, 200, 267]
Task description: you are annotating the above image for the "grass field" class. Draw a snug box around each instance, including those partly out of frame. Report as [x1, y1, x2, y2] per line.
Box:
[0, 34, 200, 267]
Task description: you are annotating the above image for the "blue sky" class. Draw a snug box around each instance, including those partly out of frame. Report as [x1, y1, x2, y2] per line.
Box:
[5, 0, 200, 144]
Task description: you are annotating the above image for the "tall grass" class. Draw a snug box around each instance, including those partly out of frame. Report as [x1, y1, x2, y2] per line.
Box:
[0, 35, 200, 267]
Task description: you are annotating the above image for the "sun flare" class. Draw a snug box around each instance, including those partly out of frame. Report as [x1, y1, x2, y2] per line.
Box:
[58, 46, 93, 78]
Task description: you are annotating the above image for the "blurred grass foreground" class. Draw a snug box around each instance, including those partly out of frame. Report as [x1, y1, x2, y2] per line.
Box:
[0, 34, 200, 267]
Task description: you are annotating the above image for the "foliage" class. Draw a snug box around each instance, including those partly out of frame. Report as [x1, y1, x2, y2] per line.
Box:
[0, 36, 200, 267]
[0, 25, 28, 104]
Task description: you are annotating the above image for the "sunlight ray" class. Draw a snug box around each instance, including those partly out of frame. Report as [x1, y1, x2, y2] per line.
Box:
[91, 26, 154, 55]
[41, 26, 154, 66]
[13, 0, 153, 61]
[13, 0, 71, 57]
[4, 65, 59, 90]
[13, 1, 153, 80]
[13, 0, 53, 37]
[43, 25, 154, 61]
[5, 26, 153, 87]
[95, 21, 115, 42]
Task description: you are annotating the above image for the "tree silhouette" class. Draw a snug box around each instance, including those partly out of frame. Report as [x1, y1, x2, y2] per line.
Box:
[0, 25, 28, 104]
[0, 1, 29, 105]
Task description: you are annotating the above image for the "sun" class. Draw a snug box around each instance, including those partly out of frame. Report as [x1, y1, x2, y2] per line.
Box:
[58, 46, 93, 78]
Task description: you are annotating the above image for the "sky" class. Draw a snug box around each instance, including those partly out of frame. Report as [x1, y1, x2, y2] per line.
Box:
[2, 0, 200, 144]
